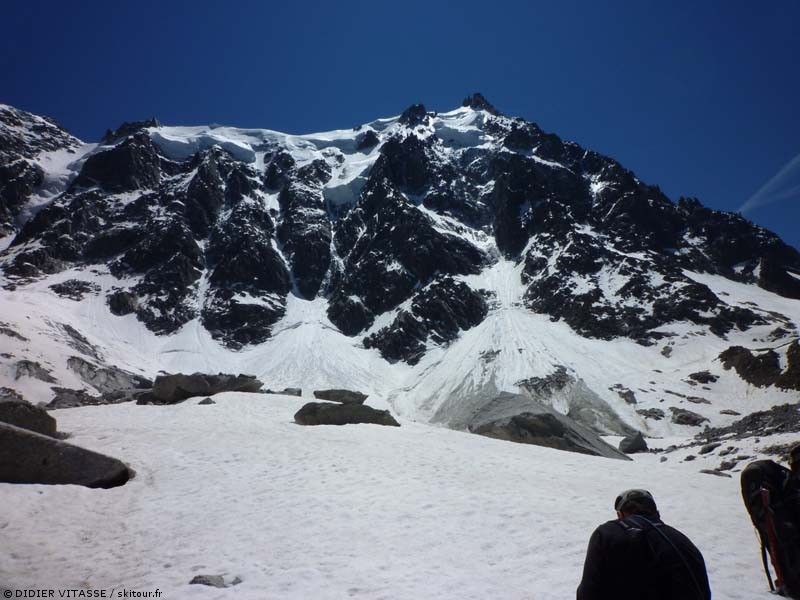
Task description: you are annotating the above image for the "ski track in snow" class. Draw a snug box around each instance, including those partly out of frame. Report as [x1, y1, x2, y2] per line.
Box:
[0, 393, 779, 599]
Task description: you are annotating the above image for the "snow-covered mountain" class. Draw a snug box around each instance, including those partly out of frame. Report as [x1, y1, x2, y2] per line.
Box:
[1, 95, 799, 444]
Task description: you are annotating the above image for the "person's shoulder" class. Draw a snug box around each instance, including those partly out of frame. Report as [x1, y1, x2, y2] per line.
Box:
[591, 519, 627, 538]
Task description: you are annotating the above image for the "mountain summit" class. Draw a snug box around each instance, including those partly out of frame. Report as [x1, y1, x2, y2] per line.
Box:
[1, 97, 798, 442]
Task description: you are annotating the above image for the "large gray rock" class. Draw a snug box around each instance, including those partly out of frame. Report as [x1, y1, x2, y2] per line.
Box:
[0, 400, 57, 436]
[312, 389, 368, 405]
[0, 422, 132, 488]
[670, 407, 709, 427]
[619, 431, 648, 454]
[468, 392, 630, 460]
[514, 366, 635, 436]
[144, 373, 263, 404]
[294, 402, 400, 427]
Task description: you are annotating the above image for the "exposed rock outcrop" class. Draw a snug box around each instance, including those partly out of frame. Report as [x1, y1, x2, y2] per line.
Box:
[294, 402, 400, 427]
[468, 392, 630, 460]
[670, 407, 709, 427]
[67, 356, 151, 394]
[312, 389, 368, 405]
[14, 360, 57, 383]
[143, 373, 263, 404]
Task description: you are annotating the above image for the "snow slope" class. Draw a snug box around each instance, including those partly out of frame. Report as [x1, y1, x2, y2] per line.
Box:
[0, 393, 779, 599]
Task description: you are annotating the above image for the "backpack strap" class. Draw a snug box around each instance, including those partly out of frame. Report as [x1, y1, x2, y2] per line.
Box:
[625, 515, 706, 600]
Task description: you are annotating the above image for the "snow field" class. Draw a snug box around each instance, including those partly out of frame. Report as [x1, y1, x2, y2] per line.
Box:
[0, 393, 774, 599]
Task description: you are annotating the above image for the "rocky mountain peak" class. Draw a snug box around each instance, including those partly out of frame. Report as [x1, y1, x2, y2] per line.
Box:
[0, 98, 798, 445]
[398, 103, 431, 127]
[461, 92, 501, 115]
[101, 118, 161, 143]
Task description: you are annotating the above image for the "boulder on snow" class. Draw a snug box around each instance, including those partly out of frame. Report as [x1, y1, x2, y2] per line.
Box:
[263, 387, 302, 397]
[143, 373, 263, 404]
[698, 442, 721, 455]
[0, 422, 132, 488]
[294, 402, 400, 427]
[0, 400, 57, 437]
[312, 389, 368, 405]
[189, 575, 242, 588]
[669, 407, 709, 427]
[688, 371, 718, 384]
[619, 431, 648, 454]
[637, 408, 665, 421]
[198, 397, 216, 405]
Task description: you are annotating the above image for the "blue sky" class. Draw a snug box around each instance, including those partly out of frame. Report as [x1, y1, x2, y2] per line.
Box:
[3, 0, 798, 248]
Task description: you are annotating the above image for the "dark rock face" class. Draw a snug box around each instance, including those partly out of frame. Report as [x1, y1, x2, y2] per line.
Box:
[0, 400, 57, 437]
[619, 431, 648, 454]
[73, 133, 161, 193]
[145, 373, 263, 404]
[294, 402, 400, 427]
[355, 130, 380, 151]
[3, 98, 800, 367]
[0, 159, 43, 231]
[0, 422, 132, 488]
[398, 104, 431, 128]
[101, 118, 159, 143]
[462, 93, 501, 116]
[364, 277, 488, 364]
[719, 345, 789, 388]
[0, 104, 80, 234]
[776, 340, 800, 391]
[49, 279, 100, 300]
[701, 403, 800, 441]
[312, 389, 368, 404]
[610, 384, 637, 405]
[107, 289, 138, 315]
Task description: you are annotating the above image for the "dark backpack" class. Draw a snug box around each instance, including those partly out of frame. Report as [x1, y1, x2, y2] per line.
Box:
[740, 460, 800, 598]
[617, 516, 707, 600]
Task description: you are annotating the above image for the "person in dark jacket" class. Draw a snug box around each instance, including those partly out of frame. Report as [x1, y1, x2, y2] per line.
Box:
[788, 444, 800, 513]
[576, 489, 711, 600]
